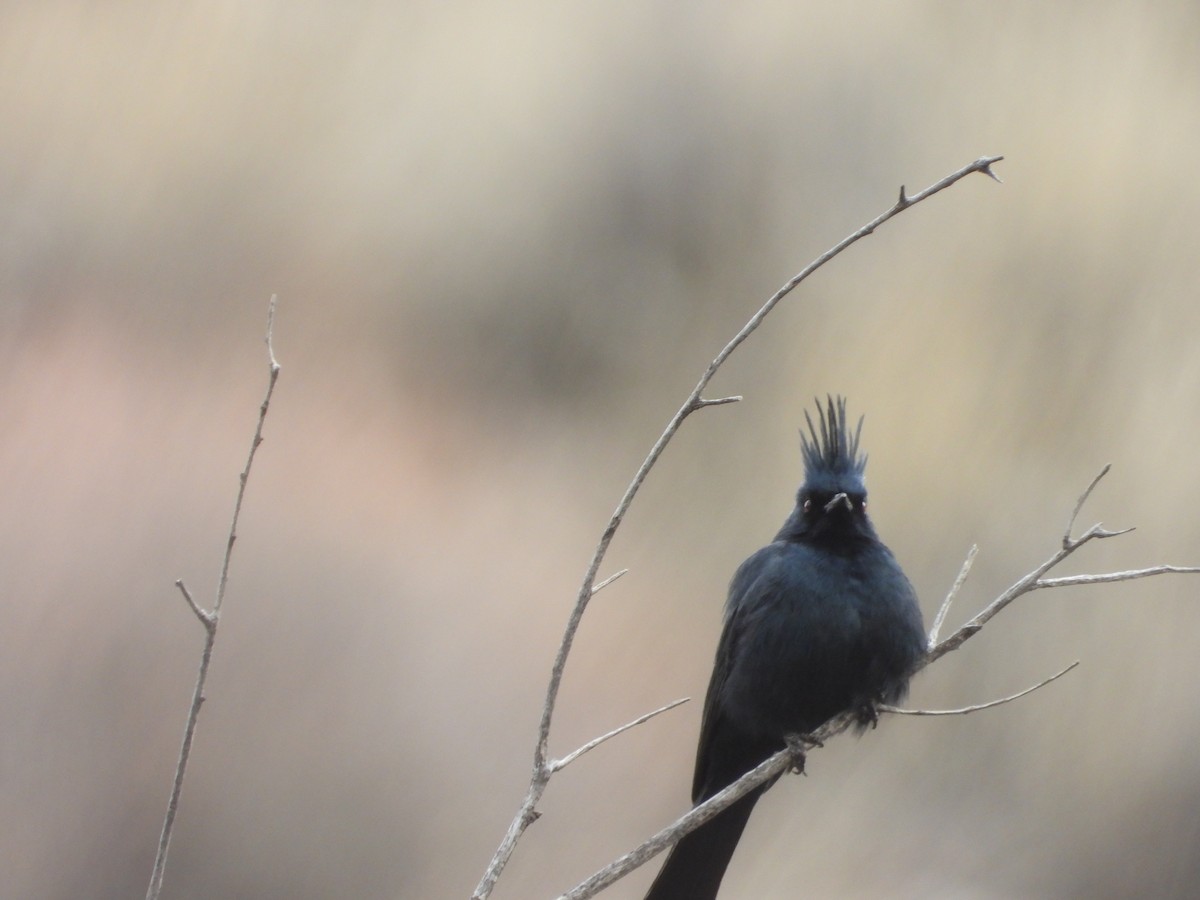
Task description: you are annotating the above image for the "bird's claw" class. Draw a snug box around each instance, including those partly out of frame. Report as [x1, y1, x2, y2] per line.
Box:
[854, 701, 881, 730]
[784, 732, 823, 775]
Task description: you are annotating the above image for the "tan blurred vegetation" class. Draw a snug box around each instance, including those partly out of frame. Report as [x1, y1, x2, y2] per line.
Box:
[3, 3, 1200, 899]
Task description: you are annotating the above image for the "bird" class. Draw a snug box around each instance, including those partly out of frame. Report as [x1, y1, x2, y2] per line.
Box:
[643, 396, 927, 900]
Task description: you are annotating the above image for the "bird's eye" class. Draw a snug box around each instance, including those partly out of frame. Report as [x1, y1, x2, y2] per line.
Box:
[860, 499, 867, 512]
[802, 499, 812, 512]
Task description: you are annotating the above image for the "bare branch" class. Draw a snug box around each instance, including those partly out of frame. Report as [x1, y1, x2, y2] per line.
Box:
[146, 298, 281, 900]
[928, 544, 977, 647]
[881, 661, 1079, 717]
[213, 298, 280, 619]
[559, 709, 860, 900]
[471, 155, 1005, 900]
[552, 698, 690, 772]
[927, 465, 1197, 668]
[558, 756, 786, 900]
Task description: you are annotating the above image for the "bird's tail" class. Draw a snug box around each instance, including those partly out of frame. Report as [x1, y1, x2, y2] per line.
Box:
[643, 786, 765, 900]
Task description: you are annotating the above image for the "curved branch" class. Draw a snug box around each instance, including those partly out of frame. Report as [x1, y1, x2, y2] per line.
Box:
[471, 156, 1006, 900]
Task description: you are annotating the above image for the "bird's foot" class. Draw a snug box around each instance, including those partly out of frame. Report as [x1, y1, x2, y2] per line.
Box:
[854, 701, 881, 730]
[784, 732, 824, 775]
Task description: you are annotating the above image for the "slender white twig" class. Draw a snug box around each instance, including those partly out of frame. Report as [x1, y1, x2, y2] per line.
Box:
[1036, 566, 1200, 588]
[1064, 463, 1111, 548]
[928, 544, 978, 647]
[174, 579, 213, 630]
[694, 395, 744, 409]
[881, 661, 1079, 717]
[552, 698, 690, 772]
[471, 156, 1005, 900]
[146, 297, 280, 900]
[591, 569, 629, 596]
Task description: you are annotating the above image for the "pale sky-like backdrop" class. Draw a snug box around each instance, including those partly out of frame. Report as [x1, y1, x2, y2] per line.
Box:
[3, 5, 1200, 898]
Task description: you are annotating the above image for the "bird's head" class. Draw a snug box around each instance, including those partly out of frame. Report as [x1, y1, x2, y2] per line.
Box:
[780, 395, 874, 542]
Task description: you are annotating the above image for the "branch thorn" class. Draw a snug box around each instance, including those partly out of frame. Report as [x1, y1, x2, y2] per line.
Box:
[980, 157, 1005, 183]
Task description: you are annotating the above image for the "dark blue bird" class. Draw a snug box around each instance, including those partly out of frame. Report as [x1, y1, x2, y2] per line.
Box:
[644, 396, 926, 899]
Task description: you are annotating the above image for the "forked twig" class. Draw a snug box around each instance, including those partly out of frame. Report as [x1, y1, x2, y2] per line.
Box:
[925, 465, 1186, 666]
[145, 297, 281, 900]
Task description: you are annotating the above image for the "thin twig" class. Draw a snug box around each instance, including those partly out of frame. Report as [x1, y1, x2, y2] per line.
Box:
[881, 661, 1079, 717]
[591, 569, 629, 596]
[928, 544, 977, 647]
[145, 297, 281, 900]
[1064, 463, 1111, 547]
[174, 579, 213, 630]
[552, 698, 690, 772]
[471, 156, 1005, 900]
[213, 296, 281, 619]
[1036, 566, 1200, 589]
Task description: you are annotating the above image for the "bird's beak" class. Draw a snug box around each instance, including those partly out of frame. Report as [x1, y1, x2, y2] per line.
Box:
[824, 492, 852, 513]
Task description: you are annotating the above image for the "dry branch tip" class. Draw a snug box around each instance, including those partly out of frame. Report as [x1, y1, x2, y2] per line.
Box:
[928, 544, 978, 647]
[1065, 463, 1111, 546]
[695, 395, 743, 409]
[265, 294, 280, 370]
[591, 568, 630, 596]
[174, 580, 214, 630]
[147, 297, 281, 900]
[552, 697, 690, 772]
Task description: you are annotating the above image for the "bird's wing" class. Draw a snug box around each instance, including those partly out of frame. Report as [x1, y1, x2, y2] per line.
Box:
[691, 546, 780, 803]
[691, 600, 745, 802]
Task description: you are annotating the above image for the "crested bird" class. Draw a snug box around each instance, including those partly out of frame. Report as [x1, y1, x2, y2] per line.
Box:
[644, 396, 926, 899]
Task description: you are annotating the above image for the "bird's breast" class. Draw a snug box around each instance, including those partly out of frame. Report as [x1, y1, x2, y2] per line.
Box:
[718, 541, 921, 738]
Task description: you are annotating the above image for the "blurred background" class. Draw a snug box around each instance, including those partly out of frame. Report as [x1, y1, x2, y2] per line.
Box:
[2, 3, 1199, 898]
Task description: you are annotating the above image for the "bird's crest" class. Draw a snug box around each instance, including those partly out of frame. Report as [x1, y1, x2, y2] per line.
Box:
[800, 396, 867, 482]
